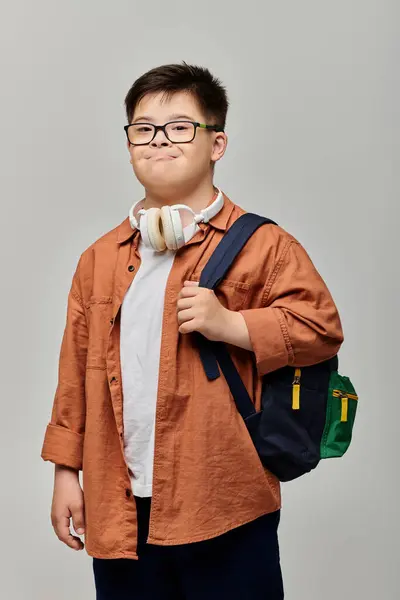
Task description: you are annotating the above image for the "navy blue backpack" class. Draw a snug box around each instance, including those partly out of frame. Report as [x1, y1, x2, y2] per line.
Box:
[196, 213, 358, 482]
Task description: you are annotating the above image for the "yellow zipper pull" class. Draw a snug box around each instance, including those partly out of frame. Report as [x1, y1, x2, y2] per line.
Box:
[341, 394, 349, 422]
[292, 368, 301, 410]
[333, 389, 357, 421]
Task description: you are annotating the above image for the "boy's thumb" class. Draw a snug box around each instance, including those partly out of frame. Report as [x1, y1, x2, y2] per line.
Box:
[71, 508, 85, 535]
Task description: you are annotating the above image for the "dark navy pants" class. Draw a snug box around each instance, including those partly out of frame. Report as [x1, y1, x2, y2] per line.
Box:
[93, 496, 284, 599]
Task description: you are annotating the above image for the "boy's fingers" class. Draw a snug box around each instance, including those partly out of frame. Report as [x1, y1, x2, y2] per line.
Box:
[179, 286, 200, 299]
[54, 515, 84, 550]
[177, 309, 195, 325]
[177, 298, 193, 312]
[66, 533, 84, 550]
[179, 320, 196, 334]
[183, 280, 199, 286]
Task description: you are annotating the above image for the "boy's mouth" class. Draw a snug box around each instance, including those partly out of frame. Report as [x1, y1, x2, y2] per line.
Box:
[145, 153, 179, 161]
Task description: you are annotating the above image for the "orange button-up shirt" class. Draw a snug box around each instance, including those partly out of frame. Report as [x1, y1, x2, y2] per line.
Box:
[41, 192, 344, 559]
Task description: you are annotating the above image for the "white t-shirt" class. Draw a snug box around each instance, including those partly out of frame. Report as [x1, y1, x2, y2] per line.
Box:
[120, 224, 197, 497]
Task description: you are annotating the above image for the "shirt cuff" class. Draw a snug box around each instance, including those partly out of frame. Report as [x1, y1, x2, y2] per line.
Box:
[41, 423, 84, 470]
[239, 307, 291, 376]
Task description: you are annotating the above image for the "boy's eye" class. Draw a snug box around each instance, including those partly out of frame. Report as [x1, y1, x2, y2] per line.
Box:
[171, 123, 190, 131]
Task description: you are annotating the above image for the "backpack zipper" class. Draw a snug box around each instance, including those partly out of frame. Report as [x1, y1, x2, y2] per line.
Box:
[332, 389, 358, 422]
[292, 368, 301, 410]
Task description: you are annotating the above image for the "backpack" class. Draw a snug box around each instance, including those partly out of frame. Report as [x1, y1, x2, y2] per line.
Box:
[196, 213, 358, 482]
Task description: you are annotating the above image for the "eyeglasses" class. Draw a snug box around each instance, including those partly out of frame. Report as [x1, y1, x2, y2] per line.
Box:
[123, 120, 224, 146]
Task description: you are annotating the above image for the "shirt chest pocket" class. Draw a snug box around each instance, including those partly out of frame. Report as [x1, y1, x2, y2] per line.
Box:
[213, 279, 250, 313]
[85, 296, 113, 369]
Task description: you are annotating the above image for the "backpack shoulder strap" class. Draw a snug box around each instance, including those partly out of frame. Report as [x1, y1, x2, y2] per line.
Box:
[196, 212, 277, 381]
[199, 213, 277, 290]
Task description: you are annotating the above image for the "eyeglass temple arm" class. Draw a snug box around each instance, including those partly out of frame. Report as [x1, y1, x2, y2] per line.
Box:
[198, 123, 225, 132]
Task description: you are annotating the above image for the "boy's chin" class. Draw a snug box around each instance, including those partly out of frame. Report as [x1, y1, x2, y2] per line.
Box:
[143, 174, 190, 193]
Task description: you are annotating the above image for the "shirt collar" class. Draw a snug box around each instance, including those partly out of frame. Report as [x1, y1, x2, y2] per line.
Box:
[116, 191, 235, 245]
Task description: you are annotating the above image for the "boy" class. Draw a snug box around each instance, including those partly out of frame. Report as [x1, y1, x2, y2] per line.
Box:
[41, 62, 344, 599]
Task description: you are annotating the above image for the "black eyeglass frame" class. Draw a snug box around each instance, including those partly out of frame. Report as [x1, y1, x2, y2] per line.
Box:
[123, 120, 225, 146]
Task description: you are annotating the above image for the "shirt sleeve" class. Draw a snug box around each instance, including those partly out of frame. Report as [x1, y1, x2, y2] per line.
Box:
[239, 239, 344, 376]
[40, 255, 88, 470]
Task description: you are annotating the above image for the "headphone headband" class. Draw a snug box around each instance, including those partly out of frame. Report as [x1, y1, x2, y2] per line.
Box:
[129, 188, 223, 232]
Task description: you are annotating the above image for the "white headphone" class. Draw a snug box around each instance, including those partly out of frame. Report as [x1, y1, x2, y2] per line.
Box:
[128, 187, 224, 252]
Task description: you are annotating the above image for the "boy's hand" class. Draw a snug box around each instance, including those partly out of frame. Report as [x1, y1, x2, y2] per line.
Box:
[177, 281, 229, 341]
[177, 281, 253, 350]
[51, 465, 86, 551]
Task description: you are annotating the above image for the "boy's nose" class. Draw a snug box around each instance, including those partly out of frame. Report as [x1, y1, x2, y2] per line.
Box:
[150, 129, 172, 147]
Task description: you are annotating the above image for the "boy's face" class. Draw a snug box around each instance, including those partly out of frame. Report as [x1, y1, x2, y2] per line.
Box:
[127, 91, 227, 197]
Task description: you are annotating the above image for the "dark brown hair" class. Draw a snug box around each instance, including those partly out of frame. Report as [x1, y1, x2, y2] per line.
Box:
[124, 62, 229, 128]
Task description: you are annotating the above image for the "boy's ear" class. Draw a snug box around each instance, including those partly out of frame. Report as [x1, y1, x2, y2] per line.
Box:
[211, 132, 228, 163]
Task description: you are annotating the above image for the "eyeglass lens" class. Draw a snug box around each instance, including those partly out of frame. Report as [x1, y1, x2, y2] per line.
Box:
[127, 121, 195, 144]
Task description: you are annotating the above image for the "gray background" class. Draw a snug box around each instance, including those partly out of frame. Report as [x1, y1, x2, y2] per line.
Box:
[1, 0, 398, 598]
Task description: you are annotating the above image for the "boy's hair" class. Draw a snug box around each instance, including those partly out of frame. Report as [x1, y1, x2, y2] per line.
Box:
[124, 62, 229, 128]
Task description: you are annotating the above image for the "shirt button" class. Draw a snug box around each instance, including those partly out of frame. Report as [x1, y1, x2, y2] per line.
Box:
[110, 318, 114, 325]
[128, 265, 135, 272]
[110, 376, 117, 384]
[125, 488, 131, 498]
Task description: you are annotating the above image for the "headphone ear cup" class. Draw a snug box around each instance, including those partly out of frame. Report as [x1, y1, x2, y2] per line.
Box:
[143, 208, 166, 252]
[160, 206, 184, 250]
